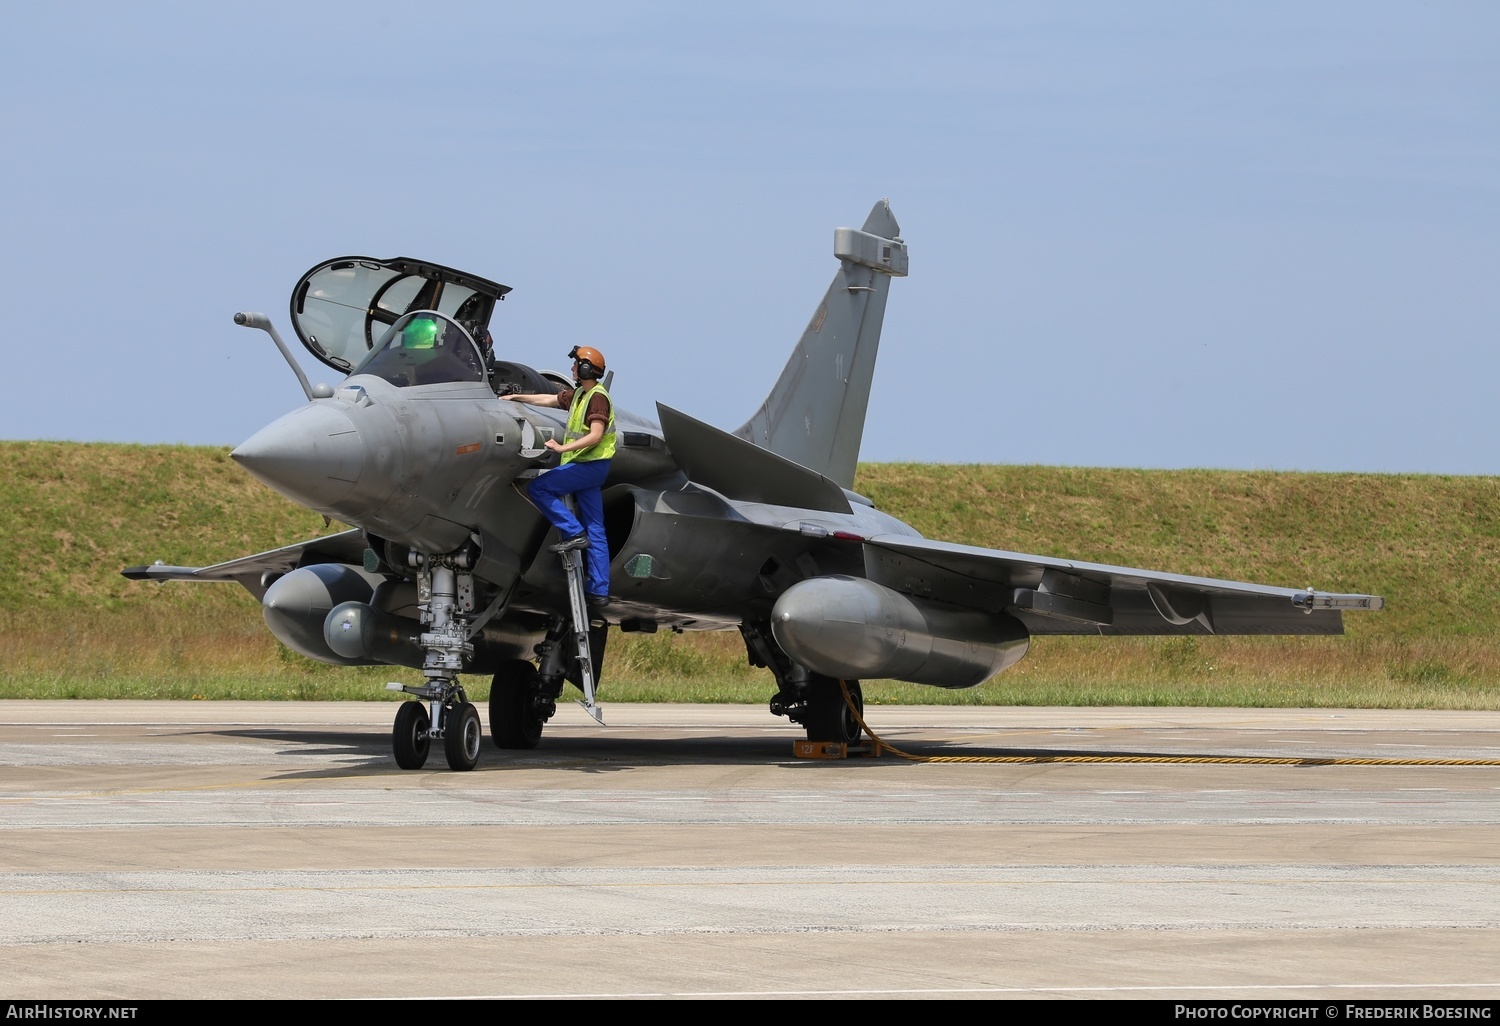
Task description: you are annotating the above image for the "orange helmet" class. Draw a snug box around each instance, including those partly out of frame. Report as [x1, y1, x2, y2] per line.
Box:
[568, 345, 606, 380]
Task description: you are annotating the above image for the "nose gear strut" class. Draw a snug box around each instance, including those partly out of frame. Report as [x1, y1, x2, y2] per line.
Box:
[385, 549, 484, 771]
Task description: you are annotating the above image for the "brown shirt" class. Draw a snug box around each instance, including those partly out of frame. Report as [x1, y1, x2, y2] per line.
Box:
[556, 386, 611, 429]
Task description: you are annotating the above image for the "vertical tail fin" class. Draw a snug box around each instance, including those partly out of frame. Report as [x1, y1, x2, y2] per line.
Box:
[734, 199, 908, 489]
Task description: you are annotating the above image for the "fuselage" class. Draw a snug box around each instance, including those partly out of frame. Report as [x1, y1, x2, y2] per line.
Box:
[231, 366, 920, 627]
[232, 374, 675, 551]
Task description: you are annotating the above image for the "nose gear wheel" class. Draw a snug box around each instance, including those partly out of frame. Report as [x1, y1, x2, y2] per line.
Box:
[392, 701, 431, 769]
[444, 701, 482, 771]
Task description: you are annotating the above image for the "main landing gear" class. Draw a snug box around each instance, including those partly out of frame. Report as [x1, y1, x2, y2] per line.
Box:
[767, 674, 865, 744]
[490, 606, 606, 748]
[488, 536, 607, 749]
[801, 675, 864, 745]
[489, 659, 553, 750]
[744, 621, 864, 745]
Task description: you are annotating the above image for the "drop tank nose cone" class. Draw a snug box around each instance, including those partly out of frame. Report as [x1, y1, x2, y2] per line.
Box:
[231, 402, 365, 509]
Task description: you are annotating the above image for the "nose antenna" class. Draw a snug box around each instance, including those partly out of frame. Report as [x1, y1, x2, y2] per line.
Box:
[234, 312, 322, 401]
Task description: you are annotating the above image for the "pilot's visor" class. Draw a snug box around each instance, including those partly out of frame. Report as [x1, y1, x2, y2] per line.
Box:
[351, 311, 485, 388]
[402, 317, 440, 350]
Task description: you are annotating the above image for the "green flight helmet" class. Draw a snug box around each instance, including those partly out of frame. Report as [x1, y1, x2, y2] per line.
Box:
[402, 316, 441, 352]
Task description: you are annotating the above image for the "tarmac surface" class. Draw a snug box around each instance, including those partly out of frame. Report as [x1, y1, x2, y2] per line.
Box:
[0, 700, 1498, 1000]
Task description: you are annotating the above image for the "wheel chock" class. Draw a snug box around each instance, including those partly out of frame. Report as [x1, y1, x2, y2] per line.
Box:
[793, 740, 882, 759]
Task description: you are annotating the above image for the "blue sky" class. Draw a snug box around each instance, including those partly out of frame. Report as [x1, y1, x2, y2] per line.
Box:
[3, 2, 1496, 472]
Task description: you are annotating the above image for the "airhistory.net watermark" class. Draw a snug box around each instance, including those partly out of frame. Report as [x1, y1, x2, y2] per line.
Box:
[5, 1007, 138, 1020]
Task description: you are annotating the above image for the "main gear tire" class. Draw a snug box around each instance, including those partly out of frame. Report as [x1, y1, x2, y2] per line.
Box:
[802, 676, 863, 745]
[490, 660, 546, 750]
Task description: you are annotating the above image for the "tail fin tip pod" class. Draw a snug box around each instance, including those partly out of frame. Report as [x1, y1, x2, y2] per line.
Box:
[734, 199, 908, 489]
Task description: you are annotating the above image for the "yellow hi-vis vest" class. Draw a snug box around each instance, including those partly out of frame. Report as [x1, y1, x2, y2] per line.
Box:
[561, 382, 616, 464]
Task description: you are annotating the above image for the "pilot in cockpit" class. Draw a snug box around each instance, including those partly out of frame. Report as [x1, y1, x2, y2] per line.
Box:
[391, 315, 444, 386]
[352, 312, 485, 389]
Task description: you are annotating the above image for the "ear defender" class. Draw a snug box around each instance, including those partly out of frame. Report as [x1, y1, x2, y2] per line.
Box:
[567, 345, 606, 381]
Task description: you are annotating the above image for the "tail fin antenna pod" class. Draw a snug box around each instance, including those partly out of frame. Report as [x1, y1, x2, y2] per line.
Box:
[734, 200, 908, 489]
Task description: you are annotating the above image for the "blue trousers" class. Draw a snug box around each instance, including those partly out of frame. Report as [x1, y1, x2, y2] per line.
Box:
[526, 458, 612, 597]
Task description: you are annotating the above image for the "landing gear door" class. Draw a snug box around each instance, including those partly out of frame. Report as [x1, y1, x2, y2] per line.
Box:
[289, 257, 511, 373]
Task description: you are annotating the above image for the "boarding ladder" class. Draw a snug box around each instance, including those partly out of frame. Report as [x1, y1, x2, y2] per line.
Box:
[555, 533, 604, 725]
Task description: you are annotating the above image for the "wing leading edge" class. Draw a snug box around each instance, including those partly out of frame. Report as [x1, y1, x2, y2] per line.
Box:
[122, 528, 367, 600]
[861, 535, 1383, 636]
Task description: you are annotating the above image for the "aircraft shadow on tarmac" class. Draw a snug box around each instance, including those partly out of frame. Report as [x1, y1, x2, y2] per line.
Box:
[208, 725, 1242, 780]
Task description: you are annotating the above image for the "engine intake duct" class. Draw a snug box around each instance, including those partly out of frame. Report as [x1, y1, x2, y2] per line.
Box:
[771, 576, 1029, 689]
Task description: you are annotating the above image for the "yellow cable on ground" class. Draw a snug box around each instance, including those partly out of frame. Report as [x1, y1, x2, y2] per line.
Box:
[831, 680, 1500, 767]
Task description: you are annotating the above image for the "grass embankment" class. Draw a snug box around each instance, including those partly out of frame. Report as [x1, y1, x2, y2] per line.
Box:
[3, 441, 1498, 707]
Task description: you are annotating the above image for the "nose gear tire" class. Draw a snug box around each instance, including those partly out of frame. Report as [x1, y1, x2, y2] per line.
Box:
[444, 701, 482, 771]
[393, 701, 431, 769]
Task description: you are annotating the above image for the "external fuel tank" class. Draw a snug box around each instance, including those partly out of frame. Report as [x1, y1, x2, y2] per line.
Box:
[770, 575, 1029, 688]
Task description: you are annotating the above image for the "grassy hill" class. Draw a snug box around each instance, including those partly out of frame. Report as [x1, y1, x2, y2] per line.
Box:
[3, 441, 1497, 707]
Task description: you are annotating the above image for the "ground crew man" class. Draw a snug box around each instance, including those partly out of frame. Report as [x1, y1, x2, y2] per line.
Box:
[501, 345, 615, 605]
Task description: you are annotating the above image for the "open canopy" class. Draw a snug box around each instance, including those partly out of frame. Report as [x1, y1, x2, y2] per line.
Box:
[290, 256, 510, 373]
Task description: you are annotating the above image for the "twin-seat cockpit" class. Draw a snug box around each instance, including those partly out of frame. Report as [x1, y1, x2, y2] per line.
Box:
[290, 256, 565, 395]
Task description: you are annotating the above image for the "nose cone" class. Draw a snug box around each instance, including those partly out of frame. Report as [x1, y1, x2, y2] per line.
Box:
[232, 402, 365, 510]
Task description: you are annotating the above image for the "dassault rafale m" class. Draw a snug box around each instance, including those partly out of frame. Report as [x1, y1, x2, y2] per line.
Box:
[123, 200, 1383, 770]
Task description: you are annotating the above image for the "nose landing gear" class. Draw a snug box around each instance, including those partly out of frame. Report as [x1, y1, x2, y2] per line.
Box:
[385, 548, 486, 771]
[389, 687, 481, 771]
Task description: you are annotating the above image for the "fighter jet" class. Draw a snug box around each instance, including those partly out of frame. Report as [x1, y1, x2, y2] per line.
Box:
[123, 200, 1382, 771]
